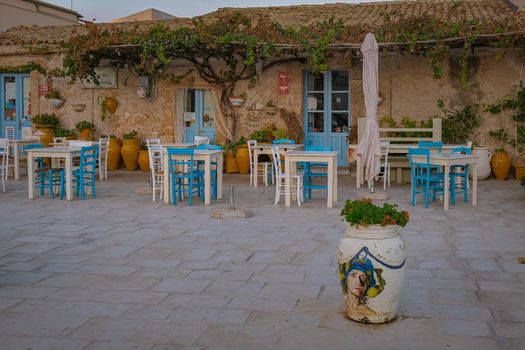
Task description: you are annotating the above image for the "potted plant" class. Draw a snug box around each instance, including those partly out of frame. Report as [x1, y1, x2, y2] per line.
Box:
[233, 136, 249, 174]
[106, 135, 121, 171]
[138, 142, 150, 172]
[271, 128, 289, 141]
[31, 113, 59, 146]
[75, 120, 95, 140]
[54, 127, 77, 139]
[338, 198, 409, 324]
[228, 91, 246, 107]
[223, 139, 240, 173]
[121, 130, 139, 171]
[45, 89, 64, 109]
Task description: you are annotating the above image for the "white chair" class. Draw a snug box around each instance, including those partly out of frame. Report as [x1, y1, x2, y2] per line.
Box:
[147, 142, 164, 202]
[194, 136, 209, 145]
[52, 137, 67, 146]
[0, 139, 9, 192]
[247, 140, 273, 186]
[376, 141, 391, 190]
[271, 147, 302, 206]
[69, 140, 93, 147]
[145, 138, 161, 146]
[98, 137, 109, 180]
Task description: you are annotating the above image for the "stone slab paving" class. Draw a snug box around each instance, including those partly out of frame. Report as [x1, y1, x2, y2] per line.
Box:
[0, 171, 524, 349]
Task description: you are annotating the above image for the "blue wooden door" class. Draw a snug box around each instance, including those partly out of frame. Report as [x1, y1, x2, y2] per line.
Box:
[0, 74, 31, 139]
[304, 71, 350, 166]
[183, 89, 217, 144]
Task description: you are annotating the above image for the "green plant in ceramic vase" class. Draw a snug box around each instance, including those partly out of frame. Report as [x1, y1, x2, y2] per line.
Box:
[31, 113, 59, 127]
[340, 198, 409, 228]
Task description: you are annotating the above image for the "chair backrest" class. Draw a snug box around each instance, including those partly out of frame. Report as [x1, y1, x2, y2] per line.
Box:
[272, 139, 295, 145]
[409, 148, 431, 167]
[271, 147, 283, 176]
[451, 146, 471, 155]
[167, 147, 195, 174]
[53, 137, 67, 145]
[466, 140, 473, 149]
[146, 138, 161, 147]
[380, 141, 390, 163]
[79, 146, 99, 176]
[194, 136, 209, 145]
[69, 140, 93, 147]
[418, 141, 443, 152]
[0, 139, 8, 166]
[147, 144, 163, 173]
[305, 145, 331, 151]
[99, 137, 109, 158]
[247, 140, 257, 167]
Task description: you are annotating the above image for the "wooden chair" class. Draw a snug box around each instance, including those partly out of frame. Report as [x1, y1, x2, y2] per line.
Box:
[98, 137, 109, 180]
[0, 139, 8, 192]
[194, 136, 209, 145]
[73, 146, 99, 200]
[147, 142, 164, 202]
[271, 147, 302, 206]
[247, 140, 273, 186]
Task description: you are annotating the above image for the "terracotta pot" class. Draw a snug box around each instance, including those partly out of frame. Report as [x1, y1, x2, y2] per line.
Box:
[107, 138, 121, 171]
[104, 97, 118, 113]
[34, 124, 54, 147]
[79, 128, 92, 140]
[469, 146, 491, 180]
[121, 139, 139, 171]
[491, 150, 511, 180]
[338, 225, 407, 324]
[138, 150, 150, 172]
[225, 152, 239, 173]
[514, 164, 525, 181]
[235, 144, 250, 174]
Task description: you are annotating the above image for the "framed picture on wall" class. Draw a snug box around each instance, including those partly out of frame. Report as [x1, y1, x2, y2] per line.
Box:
[81, 67, 118, 89]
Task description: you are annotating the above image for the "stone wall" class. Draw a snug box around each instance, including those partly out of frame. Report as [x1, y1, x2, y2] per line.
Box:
[0, 47, 523, 149]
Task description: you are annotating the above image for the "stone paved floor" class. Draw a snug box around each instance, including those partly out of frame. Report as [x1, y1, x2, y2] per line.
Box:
[0, 171, 524, 350]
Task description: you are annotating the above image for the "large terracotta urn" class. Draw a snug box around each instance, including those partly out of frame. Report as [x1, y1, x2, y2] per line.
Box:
[235, 144, 250, 174]
[338, 225, 407, 324]
[121, 139, 139, 171]
[34, 125, 54, 147]
[107, 138, 121, 171]
[79, 128, 92, 140]
[491, 150, 511, 180]
[138, 150, 150, 172]
[469, 146, 491, 180]
[225, 152, 239, 173]
[514, 164, 525, 181]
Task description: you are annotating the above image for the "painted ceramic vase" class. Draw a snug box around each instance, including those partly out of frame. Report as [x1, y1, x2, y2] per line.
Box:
[470, 146, 491, 180]
[338, 225, 406, 324]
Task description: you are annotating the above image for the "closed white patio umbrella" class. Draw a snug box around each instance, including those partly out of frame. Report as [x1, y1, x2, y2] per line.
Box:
[357, 33, 382, 193]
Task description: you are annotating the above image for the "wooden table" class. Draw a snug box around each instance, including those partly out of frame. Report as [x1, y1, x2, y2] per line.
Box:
[253, 144, 303, 187]
[410, 153, 478, 210]
[162, 149, 223, 205]
[161, 143, 195, 148]
[350, 144, 464, 188]
[27, 146, 82, 201]
[284, 150, 338, 208]
[9, 139, 39, 180]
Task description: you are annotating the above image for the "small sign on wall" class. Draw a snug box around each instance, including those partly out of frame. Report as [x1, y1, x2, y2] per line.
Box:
[278, 71, 290, 95]
[81, 67, 118, 89]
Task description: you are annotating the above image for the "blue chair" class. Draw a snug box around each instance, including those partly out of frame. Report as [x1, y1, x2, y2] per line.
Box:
[409, 148, 444, 208]
[195, 144, 222, 199]
[167, 147, 203, 206]
[72, 146, 99, 200]
[418, 141, 443, 152]
[25, 144, 65, 199]
[303, 146, 331, 200]
[450, 146, 471, 205]
[272, 139, 296, 144]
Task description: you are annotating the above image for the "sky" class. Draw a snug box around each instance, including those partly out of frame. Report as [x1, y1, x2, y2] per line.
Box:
[45, 0, 377, 22]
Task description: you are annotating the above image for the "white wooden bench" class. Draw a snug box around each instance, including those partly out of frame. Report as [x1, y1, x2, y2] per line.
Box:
[353, 117, 442, 185]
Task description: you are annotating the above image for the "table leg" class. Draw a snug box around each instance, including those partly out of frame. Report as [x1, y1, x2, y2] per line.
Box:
[443, 165, 450, 211]
[254, 149, 259, 187]
[163, 153, 170, 204]
[14, 145, 20, 180]
[285, 156, 291, 207]
[356, 155, 361, 188]
[327, 157, 334, 208]
[204, 157, 211, 205]
[65, 155, 73, 201]
[217, 153, 223, 199]
[27, 152, 34, 199]
[472, 163, 478, 206]
[333, 157, 338, 203]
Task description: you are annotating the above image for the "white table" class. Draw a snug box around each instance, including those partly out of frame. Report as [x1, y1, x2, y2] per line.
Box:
[284, 150, 338, 208]
[253, 143, 303, 187]
[9, 139, 39, 180]
[161, 143, 195, 148]
[410, 153, 478, 210]
[350, 144, 465, 188]
[27, 146, 82, 201]
[162, 149, 223, 205]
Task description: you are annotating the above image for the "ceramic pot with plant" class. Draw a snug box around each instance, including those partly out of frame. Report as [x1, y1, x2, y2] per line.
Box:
[138, 142, 150, 172]
[338, 198, 409, 324]
[121, 130, 139, 171]
[491, 149, 511, 180]
[223, 139, 239, 173]
[31, 114, 59, 146]
[45, 89, 64, 109]
[75, 120, 95, 140]
[228, 91, 246, 107]
[107, 135, 121, 171]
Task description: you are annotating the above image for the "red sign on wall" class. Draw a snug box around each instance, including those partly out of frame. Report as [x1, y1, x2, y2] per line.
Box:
[38, 81, 48, 96]
[278, 71, 290, 95]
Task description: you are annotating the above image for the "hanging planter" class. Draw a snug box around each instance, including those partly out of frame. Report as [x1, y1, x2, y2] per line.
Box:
[72, 104, 86, 112]
[228, 96, 245, 107]
[45, 89, 64, 109]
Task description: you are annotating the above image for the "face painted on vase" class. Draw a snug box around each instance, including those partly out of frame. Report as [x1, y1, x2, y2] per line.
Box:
[348, 269, 368, 297]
